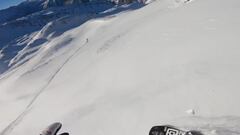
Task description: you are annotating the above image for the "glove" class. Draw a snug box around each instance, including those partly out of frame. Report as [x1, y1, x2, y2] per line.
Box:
[40, 122, 69, 135]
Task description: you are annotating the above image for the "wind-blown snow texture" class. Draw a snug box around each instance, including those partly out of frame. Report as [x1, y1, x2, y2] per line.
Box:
[0, 0, 240, 135]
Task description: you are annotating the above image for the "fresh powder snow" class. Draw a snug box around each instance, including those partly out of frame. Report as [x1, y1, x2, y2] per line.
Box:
[0, 0, 240, 135]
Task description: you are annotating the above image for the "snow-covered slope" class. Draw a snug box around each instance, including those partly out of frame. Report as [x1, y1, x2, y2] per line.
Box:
[1, 0, 240, 135]
[0, 0, 116, 73]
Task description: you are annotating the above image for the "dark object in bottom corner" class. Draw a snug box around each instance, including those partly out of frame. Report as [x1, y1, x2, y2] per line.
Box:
[187, 130, 204, 135]
[149, 125, 204, 135]
[40, 122, 69, 135]
[59, 133, 69, 135]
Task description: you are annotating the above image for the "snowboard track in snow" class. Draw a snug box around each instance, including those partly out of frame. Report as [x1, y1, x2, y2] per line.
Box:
[0, 40, 89, 135]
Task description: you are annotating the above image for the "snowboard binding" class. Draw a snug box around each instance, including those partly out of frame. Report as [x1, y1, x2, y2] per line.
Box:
[149, 125, 203, 135]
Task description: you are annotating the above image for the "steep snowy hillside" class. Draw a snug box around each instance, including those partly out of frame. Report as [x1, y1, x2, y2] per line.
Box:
[1, 0, 240, 135]
[0, 0, 118, 74]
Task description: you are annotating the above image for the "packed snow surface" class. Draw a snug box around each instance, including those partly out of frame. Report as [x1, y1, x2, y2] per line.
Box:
[0, 0, 240, 135]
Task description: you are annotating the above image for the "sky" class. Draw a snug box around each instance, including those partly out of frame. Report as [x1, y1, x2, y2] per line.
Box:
[0, 0, 24, 10]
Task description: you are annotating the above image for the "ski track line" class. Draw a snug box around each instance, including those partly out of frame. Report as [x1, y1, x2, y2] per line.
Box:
[0, 40, 88, 135]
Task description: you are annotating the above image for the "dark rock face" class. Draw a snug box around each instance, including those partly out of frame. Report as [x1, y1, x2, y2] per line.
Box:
[43, 0, 119, 8]
[117, 0, 134, 4]
[43, 0, 82, 8]
[112, 0, 140, 5]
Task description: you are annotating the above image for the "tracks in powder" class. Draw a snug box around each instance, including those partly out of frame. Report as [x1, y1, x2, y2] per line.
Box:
[0, 40, 88, 135]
